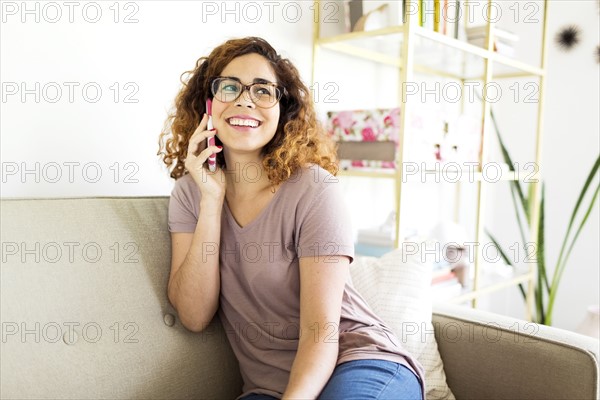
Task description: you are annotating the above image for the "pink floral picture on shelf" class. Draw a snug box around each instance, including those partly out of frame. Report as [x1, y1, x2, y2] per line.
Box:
[361, 126, 377, 141]
[330, 111, 355, 137]
[327, 108, 401, 142]
[326, 108, 401, 169]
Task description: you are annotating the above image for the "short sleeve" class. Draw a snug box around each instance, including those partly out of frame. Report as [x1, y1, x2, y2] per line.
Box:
[296, 175, 355, 264]
[168, 174, 200, 233]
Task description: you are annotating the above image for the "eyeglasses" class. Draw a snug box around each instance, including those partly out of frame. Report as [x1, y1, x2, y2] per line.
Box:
[210, 77, 285, 109]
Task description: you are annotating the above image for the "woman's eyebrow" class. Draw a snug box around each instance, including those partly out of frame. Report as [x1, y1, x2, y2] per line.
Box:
[220, 76, 276, 84]
[252, 78, 272, 84]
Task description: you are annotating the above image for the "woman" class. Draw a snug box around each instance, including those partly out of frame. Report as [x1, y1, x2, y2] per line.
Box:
[158, 37, 425, 400]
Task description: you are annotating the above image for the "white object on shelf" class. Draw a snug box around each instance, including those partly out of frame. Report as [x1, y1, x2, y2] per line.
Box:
[465, 25, 520, 42]
[432, 281, 463, 301]
[481, 261, 515, 279]
[353, 3, 388, 32]
[430, 220, 469, 248]
[576, 305, 600, 339]
[467, 37, 516, 57]
[356, 211, 396, 246]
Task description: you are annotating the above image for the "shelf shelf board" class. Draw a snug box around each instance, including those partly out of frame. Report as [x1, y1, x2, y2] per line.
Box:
[338, 168, 399, 179]
[317, 25, 544, 80]
[339, 166, 535, 182]
[448, 271, 534, 304]
[413, 27, 545, 79]
[316, 25, 405, 45]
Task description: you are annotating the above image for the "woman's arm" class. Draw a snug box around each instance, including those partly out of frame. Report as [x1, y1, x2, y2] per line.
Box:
[167, 197, 223, 332]
[282, 255, 350, 400]
[168, 113, 226, 332]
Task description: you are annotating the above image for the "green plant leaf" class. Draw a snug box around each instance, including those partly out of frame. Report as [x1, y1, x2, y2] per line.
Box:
[508, 176, 530, 249]
[536, 184, 547, 323]
[537, 183, 549, 292]
[546, 155, 600, 325]
[528, 182, 536, 225]
[488, 107, 529, 222]
[560, 183, 599, 279]
[485, 229, 527, 300]
[474, 91, 529, 221]
[487, 106, 530, 250]
[547, 182, 599, 325]
[550, 155, 600, 292]
[533, 286, 544, 324]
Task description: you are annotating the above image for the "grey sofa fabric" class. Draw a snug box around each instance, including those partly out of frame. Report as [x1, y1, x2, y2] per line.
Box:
[1, 196, 598, 399]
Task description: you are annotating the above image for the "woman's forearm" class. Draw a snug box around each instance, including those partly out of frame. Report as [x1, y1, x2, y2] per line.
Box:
[282, 334, 339, 399]
[168, 197, 223, 332]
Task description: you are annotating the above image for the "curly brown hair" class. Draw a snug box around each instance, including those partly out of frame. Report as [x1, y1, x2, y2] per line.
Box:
[157, 36, 339, 184]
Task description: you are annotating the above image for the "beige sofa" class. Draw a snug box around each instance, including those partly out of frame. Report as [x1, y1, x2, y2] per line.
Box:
[1, 196, 598, 400]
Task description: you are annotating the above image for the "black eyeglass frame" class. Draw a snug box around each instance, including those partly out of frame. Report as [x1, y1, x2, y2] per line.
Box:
[210, 77, 287, 109]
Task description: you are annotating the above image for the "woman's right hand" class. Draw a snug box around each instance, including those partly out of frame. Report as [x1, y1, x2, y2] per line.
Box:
[185, 113, 225, 201]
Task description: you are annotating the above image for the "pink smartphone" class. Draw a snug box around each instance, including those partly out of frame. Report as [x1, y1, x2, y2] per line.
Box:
[206, 99, 217, 172]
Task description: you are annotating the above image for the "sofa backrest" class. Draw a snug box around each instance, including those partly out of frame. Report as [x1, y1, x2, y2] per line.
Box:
[1, 197, 243, 399]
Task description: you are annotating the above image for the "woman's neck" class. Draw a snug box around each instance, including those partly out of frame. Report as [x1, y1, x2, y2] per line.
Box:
[224, 164, 275, 199]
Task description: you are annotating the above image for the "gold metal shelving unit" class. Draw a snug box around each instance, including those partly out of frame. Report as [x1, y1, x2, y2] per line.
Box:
[311, 0, 549, 320]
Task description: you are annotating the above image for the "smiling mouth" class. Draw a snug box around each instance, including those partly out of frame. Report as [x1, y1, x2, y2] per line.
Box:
[227, 117, 262, 128]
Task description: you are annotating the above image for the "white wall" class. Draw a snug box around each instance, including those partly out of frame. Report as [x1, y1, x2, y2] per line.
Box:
[2, 1, 598, 331]
[546, 0, 599, 331]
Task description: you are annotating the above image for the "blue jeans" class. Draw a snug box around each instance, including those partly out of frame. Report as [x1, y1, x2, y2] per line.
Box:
[240, 359, 423, 400]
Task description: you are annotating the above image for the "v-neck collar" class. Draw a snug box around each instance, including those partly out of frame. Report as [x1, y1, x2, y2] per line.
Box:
[223, 181, 287, 233]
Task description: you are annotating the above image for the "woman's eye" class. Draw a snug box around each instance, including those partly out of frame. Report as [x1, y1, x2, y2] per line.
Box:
[255, 87, 273, 96]
[222, 85, 239, 92]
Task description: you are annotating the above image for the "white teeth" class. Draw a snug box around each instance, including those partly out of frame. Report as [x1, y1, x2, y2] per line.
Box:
[228, 118, 259, 127]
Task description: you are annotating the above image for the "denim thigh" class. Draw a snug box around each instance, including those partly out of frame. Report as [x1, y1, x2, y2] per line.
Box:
[318, 359, 423, 400]
[239, 394, 278, 400]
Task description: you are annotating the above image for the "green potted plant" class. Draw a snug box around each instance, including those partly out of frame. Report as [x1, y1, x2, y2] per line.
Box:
[486, 108, 599, 325]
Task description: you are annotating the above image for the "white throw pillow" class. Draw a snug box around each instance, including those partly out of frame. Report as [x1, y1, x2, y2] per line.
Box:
[349, 245, 456, 400]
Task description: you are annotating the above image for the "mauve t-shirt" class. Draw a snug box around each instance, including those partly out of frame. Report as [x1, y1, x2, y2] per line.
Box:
[168, 164, 425, 399]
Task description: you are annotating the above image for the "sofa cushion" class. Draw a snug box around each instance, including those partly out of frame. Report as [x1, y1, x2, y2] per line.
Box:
[349, 245, 456, 400]
[0, 197, 243, 400]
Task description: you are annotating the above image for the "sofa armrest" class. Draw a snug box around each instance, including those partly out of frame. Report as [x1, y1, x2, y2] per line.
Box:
[432, 303, 599, 400]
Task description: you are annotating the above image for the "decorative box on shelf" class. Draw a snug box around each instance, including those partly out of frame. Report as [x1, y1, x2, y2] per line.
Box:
[325, 108, 400, 169]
